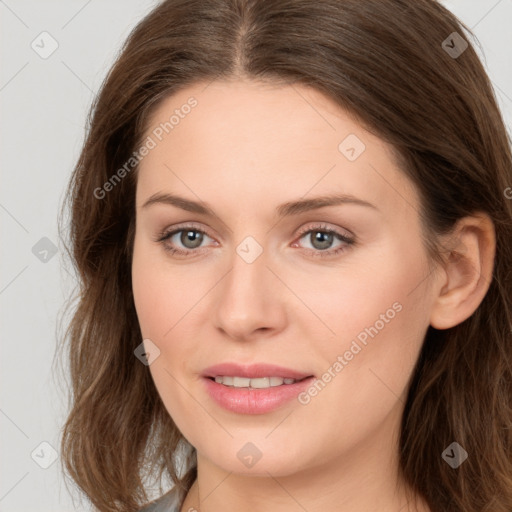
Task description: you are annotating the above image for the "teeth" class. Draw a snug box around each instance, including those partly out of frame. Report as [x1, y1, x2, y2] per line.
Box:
[213, 376, 299, 388]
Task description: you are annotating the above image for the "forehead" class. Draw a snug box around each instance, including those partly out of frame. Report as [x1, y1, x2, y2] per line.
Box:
[136, 79, 419, 221]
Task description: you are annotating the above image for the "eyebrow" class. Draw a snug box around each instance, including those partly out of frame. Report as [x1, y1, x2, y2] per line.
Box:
[141, 192, 378, 217]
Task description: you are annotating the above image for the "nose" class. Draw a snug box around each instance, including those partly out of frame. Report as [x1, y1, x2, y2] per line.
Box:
[213, 242, 287, 342]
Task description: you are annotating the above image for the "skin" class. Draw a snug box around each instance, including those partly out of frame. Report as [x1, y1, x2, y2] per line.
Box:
[131, 79, 495, 512]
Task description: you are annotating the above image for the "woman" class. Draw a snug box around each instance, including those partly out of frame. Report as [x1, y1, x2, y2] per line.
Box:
[59, 1, 512, 511]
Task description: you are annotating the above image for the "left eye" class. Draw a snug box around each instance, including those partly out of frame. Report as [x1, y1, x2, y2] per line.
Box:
[298, 229, 347, 251]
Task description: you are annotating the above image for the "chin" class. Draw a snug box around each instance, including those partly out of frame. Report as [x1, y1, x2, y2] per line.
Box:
[199, 438, 315, 478]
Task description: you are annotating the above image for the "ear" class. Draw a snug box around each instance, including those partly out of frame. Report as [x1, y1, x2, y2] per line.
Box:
[429, 212, 496, 330]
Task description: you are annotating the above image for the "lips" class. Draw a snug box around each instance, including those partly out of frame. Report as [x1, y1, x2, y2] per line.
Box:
[201, 362, 314, 380]
[202, 373, 316, 414]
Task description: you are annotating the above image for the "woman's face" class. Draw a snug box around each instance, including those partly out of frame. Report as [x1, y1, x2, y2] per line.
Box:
[131, 79, 439, 477]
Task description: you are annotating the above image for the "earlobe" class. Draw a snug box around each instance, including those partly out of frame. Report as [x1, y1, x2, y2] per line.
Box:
[429, 213, 496, 330]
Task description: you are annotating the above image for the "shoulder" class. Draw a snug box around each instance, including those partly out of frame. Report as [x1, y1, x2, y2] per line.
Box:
[139, 486, 182, 512]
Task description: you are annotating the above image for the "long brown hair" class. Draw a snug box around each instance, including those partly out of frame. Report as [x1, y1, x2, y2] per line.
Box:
[58, 1, 512, 511]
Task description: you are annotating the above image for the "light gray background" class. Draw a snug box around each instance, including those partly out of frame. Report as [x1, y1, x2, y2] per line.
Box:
[1, 1, 511, 511]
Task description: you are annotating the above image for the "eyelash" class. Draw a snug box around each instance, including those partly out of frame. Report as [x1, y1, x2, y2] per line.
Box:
[155, 222, 355, 259]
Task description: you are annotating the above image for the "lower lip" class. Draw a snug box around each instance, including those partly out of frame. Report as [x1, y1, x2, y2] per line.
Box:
[202, 376, 315, 414]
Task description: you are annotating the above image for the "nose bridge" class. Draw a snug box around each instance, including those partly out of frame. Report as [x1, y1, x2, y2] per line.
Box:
[222, 223, 269, 292]
[214, 234, 281, 339]
[223, 236, 269, 309]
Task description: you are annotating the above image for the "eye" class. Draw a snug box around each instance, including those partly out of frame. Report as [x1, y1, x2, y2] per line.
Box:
[293, 223, 355, 258]
[155, 223, 216, 257]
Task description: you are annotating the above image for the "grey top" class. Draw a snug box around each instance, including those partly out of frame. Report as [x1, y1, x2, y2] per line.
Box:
[139, 486, 182, 512]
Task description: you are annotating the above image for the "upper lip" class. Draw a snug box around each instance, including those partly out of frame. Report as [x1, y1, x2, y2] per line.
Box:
[201, 363, 313, 380]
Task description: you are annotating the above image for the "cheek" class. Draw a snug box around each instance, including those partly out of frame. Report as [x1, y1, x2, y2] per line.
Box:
[131, 257, 169, 340]
[294, 264, 430, 458]
[131, 240, 201, 426]
[299, 241, 429, 352]
[314, 250, 430, 407]
[131, 236, 206, 340]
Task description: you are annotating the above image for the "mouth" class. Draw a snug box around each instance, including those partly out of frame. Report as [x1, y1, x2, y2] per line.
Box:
[201, 363, 315, 414]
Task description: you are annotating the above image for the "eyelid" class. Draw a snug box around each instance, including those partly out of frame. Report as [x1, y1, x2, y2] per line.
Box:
[156, 221, 215, 241]
[157, 221, 353, 241]
[294, 221, 354, 240]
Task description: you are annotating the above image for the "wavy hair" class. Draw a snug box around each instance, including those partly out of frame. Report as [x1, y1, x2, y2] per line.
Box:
[58, 1, 512, 510]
